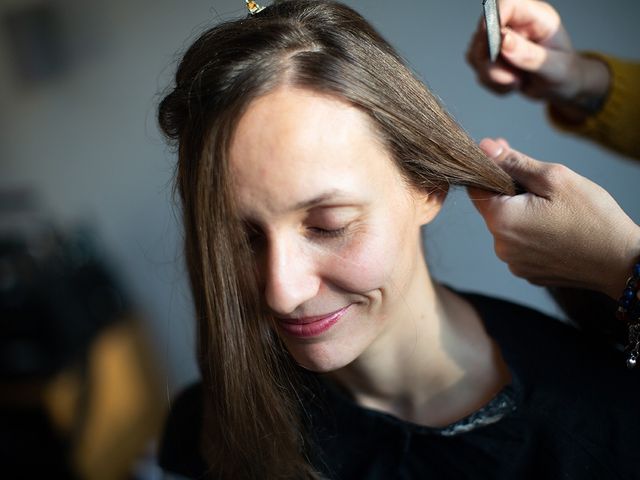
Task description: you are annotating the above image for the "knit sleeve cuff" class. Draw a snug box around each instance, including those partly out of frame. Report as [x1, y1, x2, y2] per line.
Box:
[546, 53, 640, 159]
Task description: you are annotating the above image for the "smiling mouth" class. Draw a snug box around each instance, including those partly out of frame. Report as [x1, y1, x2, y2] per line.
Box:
[277, 305, 352, 337]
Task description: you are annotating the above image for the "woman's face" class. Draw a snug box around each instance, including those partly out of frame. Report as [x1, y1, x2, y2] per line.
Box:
[229, 87, 442, 372]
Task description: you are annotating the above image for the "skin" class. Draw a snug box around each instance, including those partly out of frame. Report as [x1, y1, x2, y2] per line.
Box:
[469, 138, 640, 299]
[466, 0, 640, 298]
[466, 0, 610, 121]
[229, 87, 510, 427]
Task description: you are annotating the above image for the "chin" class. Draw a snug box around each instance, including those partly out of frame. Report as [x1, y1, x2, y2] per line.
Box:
[284, 341, 360, 373]
[275, 302, 379, 372]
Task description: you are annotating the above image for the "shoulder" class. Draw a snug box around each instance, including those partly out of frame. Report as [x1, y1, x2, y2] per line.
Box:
[458, 289, 628, 378]
[158, 383, 206, 479]
[461, 291, 640, 474]
[460, 289, 639, 397]
[460, 290, 582, 348]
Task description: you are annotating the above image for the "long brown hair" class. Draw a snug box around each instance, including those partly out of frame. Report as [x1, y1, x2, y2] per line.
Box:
[158, 1, 516, 478]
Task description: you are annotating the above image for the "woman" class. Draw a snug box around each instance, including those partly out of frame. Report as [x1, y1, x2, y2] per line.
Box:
[158, 1, 640, 478]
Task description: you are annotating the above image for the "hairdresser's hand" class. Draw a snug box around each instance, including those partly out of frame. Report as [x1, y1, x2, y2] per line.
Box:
[466, 0, 610, 121]
[468, 138, 640, 299]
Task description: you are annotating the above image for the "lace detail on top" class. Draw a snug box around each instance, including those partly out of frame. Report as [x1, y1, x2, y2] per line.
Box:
[435, 385, 516, 437]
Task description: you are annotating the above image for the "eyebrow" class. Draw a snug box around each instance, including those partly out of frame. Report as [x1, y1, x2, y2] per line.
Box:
[291, 189, 359, 211]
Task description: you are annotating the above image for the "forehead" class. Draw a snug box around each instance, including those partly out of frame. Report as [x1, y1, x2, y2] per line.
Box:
[228, 87, 401, 218]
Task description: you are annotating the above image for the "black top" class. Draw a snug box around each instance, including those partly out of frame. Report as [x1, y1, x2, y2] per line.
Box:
[159, 292, 640, 479]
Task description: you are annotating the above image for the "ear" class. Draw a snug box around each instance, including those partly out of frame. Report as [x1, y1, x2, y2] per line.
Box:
[413, 187, 447, 226]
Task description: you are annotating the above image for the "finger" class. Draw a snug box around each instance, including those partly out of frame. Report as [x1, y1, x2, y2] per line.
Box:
[472, 58, 522, 93]
[500, 29, 546, 72]
[479, 138, 554, 197]
[466, 186, 504, 219]
[475, 73, 519, 96]
[500, 29, 572, 83]
[467, 23, 522, 89]
[497, 0, 562, 45]
[495, 138, 510, 149]
[478, 138, 506, 161]
[485, 62, 522, 87]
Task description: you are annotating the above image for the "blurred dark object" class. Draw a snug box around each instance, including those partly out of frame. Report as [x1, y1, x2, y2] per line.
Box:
[2, 2, 70, 83]
[0, 191, 165, 479]
[0, 214, 128, 381]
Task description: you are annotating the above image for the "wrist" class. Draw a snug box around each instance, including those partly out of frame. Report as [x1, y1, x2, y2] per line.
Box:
[548, 55, 611, 124]
[604, 225, 640, 300]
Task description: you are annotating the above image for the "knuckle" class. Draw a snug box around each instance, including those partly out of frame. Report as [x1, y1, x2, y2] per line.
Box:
[494, 241, 510, 261]
[502, 152, 523, 171]
[540, 2, 561, 26]
[507, 263, 526, 278]
[544, 163, 570, 185]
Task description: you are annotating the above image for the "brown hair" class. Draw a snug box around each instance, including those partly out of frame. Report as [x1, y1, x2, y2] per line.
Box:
[158, 1, 516, 478]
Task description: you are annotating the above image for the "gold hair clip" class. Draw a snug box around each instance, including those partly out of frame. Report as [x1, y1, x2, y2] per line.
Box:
[246, 0, 266, 14]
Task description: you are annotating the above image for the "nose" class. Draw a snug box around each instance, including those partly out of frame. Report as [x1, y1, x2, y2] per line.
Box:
[262, 235, 320, 316]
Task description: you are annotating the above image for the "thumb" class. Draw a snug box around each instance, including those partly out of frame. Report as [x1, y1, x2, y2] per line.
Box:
[479, 138, 554, 197]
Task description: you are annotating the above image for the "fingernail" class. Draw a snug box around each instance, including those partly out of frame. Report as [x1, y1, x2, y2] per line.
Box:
[480, 139, 503, 159]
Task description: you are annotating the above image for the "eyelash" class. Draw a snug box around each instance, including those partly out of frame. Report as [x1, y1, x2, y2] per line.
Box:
[244, 225, 349, 246]
[308, 226, 349, 238]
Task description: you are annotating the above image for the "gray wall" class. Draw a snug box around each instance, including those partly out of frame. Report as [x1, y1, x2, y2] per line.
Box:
[1, 0, 638, 392]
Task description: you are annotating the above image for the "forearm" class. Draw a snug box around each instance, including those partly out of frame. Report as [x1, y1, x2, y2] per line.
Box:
[548, 54, 640, 161]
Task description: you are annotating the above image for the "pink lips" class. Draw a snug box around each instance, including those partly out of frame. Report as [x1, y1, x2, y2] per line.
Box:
[277, 305, 351, 338]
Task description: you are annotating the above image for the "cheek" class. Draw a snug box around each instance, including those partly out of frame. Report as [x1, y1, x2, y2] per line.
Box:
[323, 226, 407, 293]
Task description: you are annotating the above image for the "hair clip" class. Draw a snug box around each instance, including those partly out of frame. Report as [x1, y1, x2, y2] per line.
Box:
[246, 0, 266, 15]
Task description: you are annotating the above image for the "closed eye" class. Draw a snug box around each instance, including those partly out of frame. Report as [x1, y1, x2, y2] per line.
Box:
[307, 226, 349, 238]
[242, 222, 350, 249]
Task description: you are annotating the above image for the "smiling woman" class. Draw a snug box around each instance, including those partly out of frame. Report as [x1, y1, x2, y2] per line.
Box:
[229, 87, 444, 373]
[157, 1, 640, 479]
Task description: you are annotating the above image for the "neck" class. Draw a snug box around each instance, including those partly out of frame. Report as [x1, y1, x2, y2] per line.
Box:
[324, 256, 510, 426]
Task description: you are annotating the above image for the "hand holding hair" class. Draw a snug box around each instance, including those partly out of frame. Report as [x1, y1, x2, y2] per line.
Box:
[466, 0, 610, 122]
[468, 138, 640, 300]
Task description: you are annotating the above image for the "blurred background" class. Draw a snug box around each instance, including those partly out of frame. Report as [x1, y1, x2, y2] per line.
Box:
[0, 0, 638, 478]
